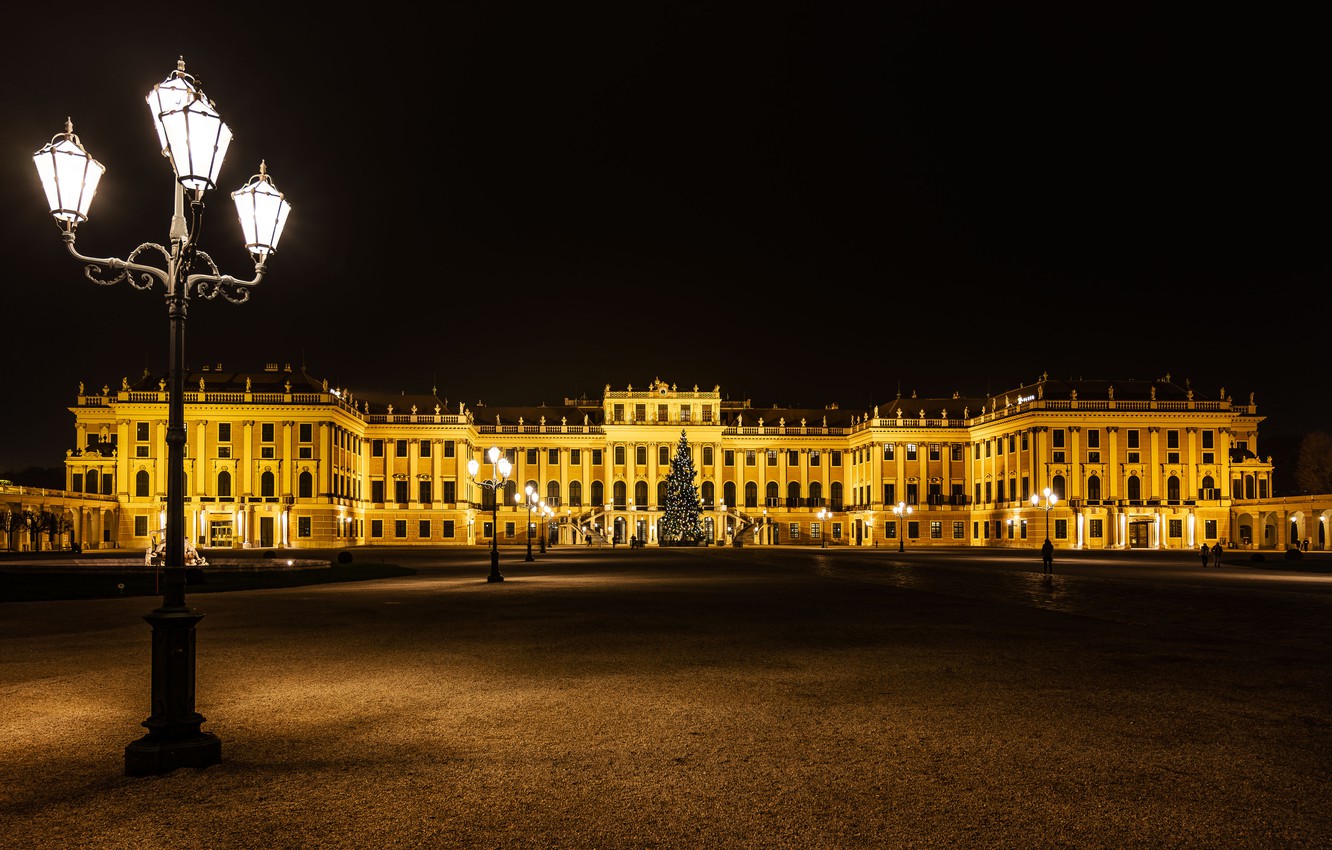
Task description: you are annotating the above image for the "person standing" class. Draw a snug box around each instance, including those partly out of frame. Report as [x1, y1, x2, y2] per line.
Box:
[1200, 543, 1210, 568]
[1041, 538, 1054, 576]
[1212, 541, 1223, 567]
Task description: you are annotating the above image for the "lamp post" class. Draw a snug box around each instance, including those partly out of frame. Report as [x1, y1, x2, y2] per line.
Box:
[467, 446, 512, 581]
[33, 60, 292, 777]
[516, 485, 538, 561]
[1032, 487, 1058, 544]
[817, 507, 831, 548]
[539, 503, 552, 553]
[893, 500, 912, 552]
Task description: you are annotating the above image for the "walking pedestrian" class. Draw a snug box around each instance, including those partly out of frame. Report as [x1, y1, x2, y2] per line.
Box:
[1212, 541, 1223, 567]
[1200, 543, 1210, 568]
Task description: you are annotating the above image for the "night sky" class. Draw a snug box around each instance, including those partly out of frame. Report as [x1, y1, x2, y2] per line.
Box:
[2, 3, 1325, 473]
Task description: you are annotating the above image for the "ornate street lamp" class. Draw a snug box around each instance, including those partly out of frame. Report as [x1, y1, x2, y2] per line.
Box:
[817, 507, 831, 548]
[539, 502, 552, 553]
[33, 59, 292, 777]
[893, 500, 913, 552]
[1032, 487, 1059, 544]
[516, 486, 538, 561]
[467, 446, 512, 581]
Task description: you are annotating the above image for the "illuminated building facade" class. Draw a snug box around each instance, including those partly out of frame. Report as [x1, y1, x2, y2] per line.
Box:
[46, 362, 1318, 554]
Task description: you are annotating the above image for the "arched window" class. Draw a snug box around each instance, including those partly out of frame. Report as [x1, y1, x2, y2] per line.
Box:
[1201, 475, 1215, 492]
[135, 469, 150, 498]
[546, 480, 560, 505]
[503, 480, 518, 505]
[1244, 475, 1255, 500]
[569, 480, 583, 507]
[657, 481, 667, 506]
[589, 481, 603, 508]
[218, 470, 232, 499]
[613, 481, 627, 509]
[1051, 474, 1065, 500]
[1127, 475, 1141, 501]
[744, 481, 758, 508]
[701, 481, 714, 507]
[830, 482, 843, 509]
[766, 481, 779, 506]
[723, 482, 736, 508]
[787, 481, 801, 505]
[299, 470, 313, 499]
[261, 470, 275, 498]
[1167, 475, 1180, 501]
[635, 480, 649, 507]
[809, 481, 823, 504]
[1087, 475, 1101, 501]
[85, 471, 98, 494]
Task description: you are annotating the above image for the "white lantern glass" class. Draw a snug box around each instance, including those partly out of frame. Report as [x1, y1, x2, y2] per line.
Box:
[33, 128, 105, 224]
[146, 64, 233, 191]
[232, 168, 292, 256]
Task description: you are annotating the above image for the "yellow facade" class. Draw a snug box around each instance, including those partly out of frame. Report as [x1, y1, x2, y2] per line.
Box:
[49, 365, 1302, 553]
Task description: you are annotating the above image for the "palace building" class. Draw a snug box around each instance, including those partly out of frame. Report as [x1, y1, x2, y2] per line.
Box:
[39, 361, 1309, 555]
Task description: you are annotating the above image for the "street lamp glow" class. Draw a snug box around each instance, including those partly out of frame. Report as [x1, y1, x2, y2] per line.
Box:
[1032, 487, 1059, 543]
[469, 447, 511, 581]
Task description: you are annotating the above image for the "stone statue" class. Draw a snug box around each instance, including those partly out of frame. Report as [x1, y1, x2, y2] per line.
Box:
[158, 379, 165, 392]
[1037, 385, 1044, 400]
[1108, 386, 1114, 400]
[411, 404, 417, 415]
[122, 377, 129, 391]
[435, 404, 441, 415]
[246, 377, 252, 392]
[584, 414, 589, 425]
[78, 381, 84, 395]
[1071, 389, 1077, 400]
[873, 406, 879, 418]
[284, 379, 291, 392]
[387, 404, 394, 415]
[1150, 386, 1156, 400]
[199, 377, 205, 391]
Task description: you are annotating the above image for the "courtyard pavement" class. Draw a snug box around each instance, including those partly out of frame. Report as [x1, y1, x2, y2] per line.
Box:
[1, 545, 1329, 849]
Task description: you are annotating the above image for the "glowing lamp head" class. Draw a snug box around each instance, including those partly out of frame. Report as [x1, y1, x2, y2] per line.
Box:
[33, 119, 104, 228]
[146, 58, 232, 192]
[232, 162, 291, 257]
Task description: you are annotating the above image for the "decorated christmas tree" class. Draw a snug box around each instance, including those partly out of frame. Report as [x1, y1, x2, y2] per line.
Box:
[660, 429, 704, 542]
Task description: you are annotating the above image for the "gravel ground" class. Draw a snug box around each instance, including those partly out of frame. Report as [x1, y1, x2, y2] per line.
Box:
[1, 546, 1329, 849]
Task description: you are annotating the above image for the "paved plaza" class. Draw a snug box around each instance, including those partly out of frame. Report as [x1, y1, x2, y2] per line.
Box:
[2, 546, 1329, 849]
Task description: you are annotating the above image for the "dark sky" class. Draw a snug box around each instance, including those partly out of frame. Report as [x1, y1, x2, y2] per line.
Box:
[2, 3, 1326, 471]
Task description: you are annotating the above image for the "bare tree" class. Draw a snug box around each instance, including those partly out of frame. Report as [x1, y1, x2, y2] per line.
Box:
[1295, 431, 1332, 495]
[1, 508, 24, 551]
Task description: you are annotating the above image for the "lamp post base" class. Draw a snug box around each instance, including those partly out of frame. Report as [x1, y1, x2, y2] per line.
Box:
[124, 606, 221, 776]
[488, 547, 504, 582]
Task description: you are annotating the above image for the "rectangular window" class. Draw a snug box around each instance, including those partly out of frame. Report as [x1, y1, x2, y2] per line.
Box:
[1090, 519, 1103, 538]
[571, 449, 581, 465]
[1127, 430, 1140, 449]
[702, 404, 713, 422]
[1055, 518, 1067, 540]
[298, 447, 313, 459]
[1021, 433, 1028, 451]
[592, 449, 602, 465]
[746, 450, 757, 466]
[526, 448, 538, 465]
[371, 480, 385, 503]
[419, 481, 432, 504]
[218, 446, 231, 458]
[906, 482, 918, 504]
[1007, 435, 1016, 453]
[71, 473, 83, 493]
[886, 522, 897, 540]
[136, 445, 150, 458]
[262, 423, 275, 442]
[1052, 451, 1065, 463]
[299, 423, 312, 442]
[261, 446, 275, 459]
[953, 521, 965, 539]
[883, 483, 895, 505]
[1202, 452, 1214, 464]
[394, 520, 407, 538]
[615, 446, 625, 465]
[218, 422, 231, 442]
[636, 446, 648, 465]
[136, 422, 149, 441]
[951, 445, 963, 461]
[505, 522, 515, 540]
[906, 521, 918, 540]
[1204, 519, 1218, 539]
[395, 480, 409, 503]
[786, 450, 798, 466]
[1168, 519, 1182, 538]
[1020, 520, 1028, 539]
[1086, 429, 1100, 449]
[371, 519, 383, 538]
[1167, 452, 1180, 464]
[1052, 429, 1065, 448]
[395, 439, 408, 457]
[1007, 521, 1015, 540]
[419, 440, 431, 458]
[634, 403, 646, 422]
[830, 451, 842, 467]
[134, 515, 148, 536]
[613, 404, 624, 422]
[658, 404, 668, 422]
[812, 523, 824, 541]
[549, 448, 559, 464]
[1088, 451, 1100, 463]
[442, 520, 455, 538]
[443, 441, 455, 457]
[930, 521, 942, 539]
[419, 519, 430, 538]
[767, 450, 777, 466]
[906, 444, 918, 461]
[997, 437, 1004, 456]
[725, 450, 734, 466]
[1202, 430, 1214, 449]
[1128, 452, 1140, 463]
[703, 446, 714, 466]
[298, 516, 311, 538]
[680, 407, 691, 422]
[441, 481, 456, 503]
[788, 523, 800, 540]
[1167, 430, 1180, 449]
[372, 440, 384, 457]
[929, 445, 941, 461]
